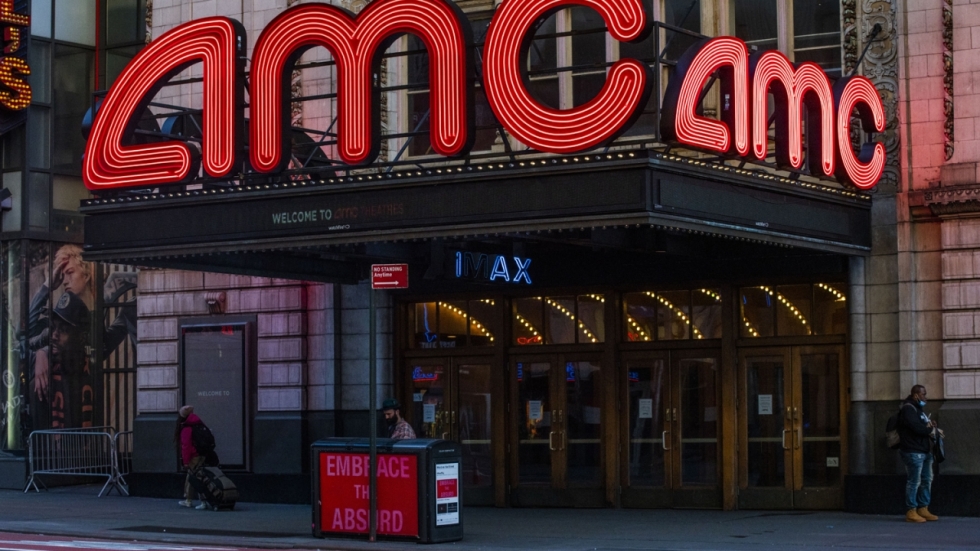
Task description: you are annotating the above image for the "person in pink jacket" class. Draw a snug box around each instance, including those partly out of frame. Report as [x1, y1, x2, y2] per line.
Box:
[176, 405, 208, 509]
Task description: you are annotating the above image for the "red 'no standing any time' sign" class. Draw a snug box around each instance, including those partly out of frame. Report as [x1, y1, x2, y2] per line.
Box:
[371, 264, 409, 289]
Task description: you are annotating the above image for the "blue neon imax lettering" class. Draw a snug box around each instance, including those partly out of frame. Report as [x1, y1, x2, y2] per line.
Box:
[454, 252, 531, 285]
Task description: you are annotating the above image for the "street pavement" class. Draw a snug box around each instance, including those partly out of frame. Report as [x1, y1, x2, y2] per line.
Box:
[0, 485, 978, 550]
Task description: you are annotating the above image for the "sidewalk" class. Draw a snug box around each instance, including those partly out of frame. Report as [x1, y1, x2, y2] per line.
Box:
[0, 485, 978, 551]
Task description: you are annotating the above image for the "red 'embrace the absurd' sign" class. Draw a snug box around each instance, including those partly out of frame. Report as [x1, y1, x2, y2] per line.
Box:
[319, 452, 419, 537]
[83, 0, 886, 191]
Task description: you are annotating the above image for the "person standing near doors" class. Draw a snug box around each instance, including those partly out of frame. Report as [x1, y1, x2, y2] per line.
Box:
[382, 398, 416, 440]
[897, 385, 939, 523]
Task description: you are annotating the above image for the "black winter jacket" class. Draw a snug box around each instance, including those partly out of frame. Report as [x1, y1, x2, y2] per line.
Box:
[898, 396, 933, 454]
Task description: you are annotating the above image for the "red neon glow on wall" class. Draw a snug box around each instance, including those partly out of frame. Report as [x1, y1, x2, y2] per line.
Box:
[483, 0, 650, 153]
[250, 0, 470, 170]
[750, 51, 835, 176]
[662, 36, 749, 156]
[834, 76, 886, 190]
[83, 18, 245, 190]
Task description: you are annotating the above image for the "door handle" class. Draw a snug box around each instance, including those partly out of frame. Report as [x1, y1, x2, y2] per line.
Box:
[549, 431, 556, 451]
[662, 431, 671, 450]
[796, 427, 803, 450]
[673, 408, 678, 423]
[782, 429, 790, 450]
[442, 432, 449, 440]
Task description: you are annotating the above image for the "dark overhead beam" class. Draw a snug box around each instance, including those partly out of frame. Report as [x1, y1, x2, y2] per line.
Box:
[132, 251, 362, 285]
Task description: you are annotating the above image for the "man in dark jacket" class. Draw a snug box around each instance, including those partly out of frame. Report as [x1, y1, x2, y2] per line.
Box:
[897, 385, 939, 523]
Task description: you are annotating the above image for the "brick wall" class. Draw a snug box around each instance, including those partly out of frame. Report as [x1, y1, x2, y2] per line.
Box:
[136, 268, 392, 415]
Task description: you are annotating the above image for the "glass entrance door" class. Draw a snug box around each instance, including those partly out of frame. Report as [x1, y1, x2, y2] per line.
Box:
[622, 350, 722, 508]
[738, 346, 844, 509]
[511, 355, 604, 506]
[406, 357, 494, 504]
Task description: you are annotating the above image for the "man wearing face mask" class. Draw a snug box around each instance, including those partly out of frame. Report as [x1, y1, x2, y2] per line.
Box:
[897, 384, 939, 523]
[382, 398, 416, 440]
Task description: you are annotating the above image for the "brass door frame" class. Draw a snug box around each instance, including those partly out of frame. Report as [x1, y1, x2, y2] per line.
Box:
[620, 349, 723, 509]
[737, 345, 846, 510]
[509, 353, 605, 507]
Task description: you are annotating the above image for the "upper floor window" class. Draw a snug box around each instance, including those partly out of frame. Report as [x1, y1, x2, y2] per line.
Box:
[733, 0, 842, 78]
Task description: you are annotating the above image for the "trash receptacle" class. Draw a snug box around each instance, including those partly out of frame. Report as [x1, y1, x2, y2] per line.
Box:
[312, 438, 463, 543]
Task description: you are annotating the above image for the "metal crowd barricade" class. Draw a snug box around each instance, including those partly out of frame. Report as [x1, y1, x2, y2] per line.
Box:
[24, 426, 131, 497]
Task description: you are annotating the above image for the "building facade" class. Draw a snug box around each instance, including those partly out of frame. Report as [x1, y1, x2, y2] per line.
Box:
[0, 0, 978, 516]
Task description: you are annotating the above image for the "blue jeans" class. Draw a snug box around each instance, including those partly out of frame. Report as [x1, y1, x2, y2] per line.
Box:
[900, 451, 933, 510]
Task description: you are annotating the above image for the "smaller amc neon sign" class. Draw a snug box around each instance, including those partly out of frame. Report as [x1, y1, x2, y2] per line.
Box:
[83, 0, 886, 192]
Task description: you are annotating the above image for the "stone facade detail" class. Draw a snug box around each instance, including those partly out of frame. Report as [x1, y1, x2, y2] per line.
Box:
[942, 0, 953, 161]
[862, 0, 900, 192]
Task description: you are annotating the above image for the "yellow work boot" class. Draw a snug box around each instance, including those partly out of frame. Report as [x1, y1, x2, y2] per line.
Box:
[906, 509, 926, 523]
[916, 507, 938, 521]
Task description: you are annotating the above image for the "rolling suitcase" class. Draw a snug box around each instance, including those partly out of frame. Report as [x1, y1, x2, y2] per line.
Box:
[188, 465, 239, 510]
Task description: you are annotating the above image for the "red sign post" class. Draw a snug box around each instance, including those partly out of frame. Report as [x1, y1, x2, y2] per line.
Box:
[371, 264, 409, 289]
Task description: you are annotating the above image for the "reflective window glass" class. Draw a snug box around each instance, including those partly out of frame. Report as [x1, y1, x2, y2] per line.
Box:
[105, 45, 141, 88]
[437, 300, 468, 347]
[467, 299, 498, 346]
[740, 287, 775, 338]
[734, 0, 778, 52]
[775, 284, 812, 336]
[794, 0, 841, 77]
[514, 297, 544, 345]
[661, 0, 702, 62]
[812, 283, 847, 335]
[53, 44, 94, 174]
[409, 302, 438, 349]
[653, 290, 691, 340]
[29, 171, 49, 231]
[544, 296, 576, 344]
[28, 106, 50, 169]
[28, 41, 51, 104]
[106, 0, 140, 46]
[527, 13, 559, 109]
[691, 288, 723, 339]
[577, 294, 605, 343]
[55, 0, 96, 46]
[32, 0, 52, 38]
[624, 292, 656, 342]
[3, 125, 24, 169]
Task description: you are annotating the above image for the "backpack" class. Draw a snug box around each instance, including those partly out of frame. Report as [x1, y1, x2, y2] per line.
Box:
[884, 403, 913, 449]
[190, 423, 216, 454]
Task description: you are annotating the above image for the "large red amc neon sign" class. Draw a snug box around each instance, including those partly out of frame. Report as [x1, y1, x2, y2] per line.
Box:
[83, 0, 885, 192]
